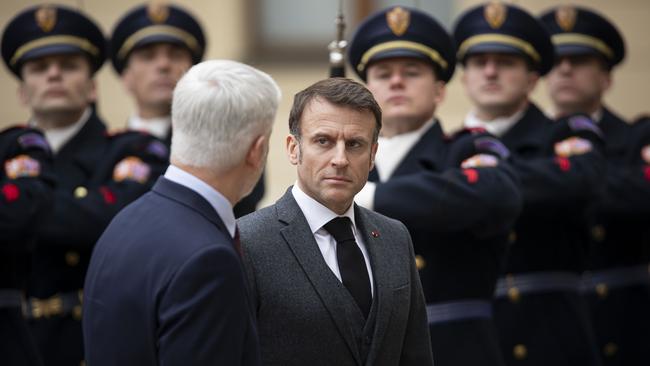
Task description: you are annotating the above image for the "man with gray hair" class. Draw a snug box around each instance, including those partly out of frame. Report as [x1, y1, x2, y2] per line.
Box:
[82, 59, 281, 366]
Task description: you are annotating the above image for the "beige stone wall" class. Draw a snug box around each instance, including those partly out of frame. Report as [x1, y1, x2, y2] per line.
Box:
[1, 0, 648, 207]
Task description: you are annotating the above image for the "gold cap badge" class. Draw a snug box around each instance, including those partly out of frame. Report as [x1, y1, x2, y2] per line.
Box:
[484, 2, 507, 29]
[386, 7, 410, 37]
[555, 6, 577, 32]
[35, 6, 57, 33]
[147, 2, 169, 24]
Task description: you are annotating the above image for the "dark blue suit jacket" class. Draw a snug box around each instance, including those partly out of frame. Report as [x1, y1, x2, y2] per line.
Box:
[83, 177, 260, 365]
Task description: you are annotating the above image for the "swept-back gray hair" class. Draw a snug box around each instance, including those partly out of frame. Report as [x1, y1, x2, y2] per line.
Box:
[171, 59, 281, 173]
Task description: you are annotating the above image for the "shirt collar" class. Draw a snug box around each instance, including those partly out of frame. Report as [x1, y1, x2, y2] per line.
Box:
[464, 108, 526, 137]
[164, 164, 236, 238]
[291, 183, 356, 235]
[128, 114, 171, 140]
[32, 107, 91, 154]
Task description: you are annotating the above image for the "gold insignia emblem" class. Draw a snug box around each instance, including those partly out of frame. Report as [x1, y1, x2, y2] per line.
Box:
[484, 2, 507, 29]
[35, 6, 57, 33]
[386, 6, 410, 36]
[555, 6, 577, 32]
[147, 2, 169, 24]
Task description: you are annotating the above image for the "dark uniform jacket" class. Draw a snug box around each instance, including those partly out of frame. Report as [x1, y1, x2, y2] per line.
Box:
[369, 122, 522, 303]
[494, 103, 605, 366]
[26, 111, 169, 366]
[588, 108, 648, 269]
[1, 126, 54, 366]
[585, 109, 650, 365]
[367, 121, 521, 366]
[500, 103, 605, 275]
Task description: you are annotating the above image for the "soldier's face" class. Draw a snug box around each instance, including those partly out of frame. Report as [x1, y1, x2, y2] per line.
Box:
[19, 54, 95, 116]
[546, 55, 611, 114]
[287, 98, 378, 214]
[462, 53, 538, 116]
[122, 43, 192, 113]
[366, 58, 444, 131]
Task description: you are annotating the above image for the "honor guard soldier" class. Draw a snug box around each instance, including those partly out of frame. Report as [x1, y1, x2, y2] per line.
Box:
[348, 6, 522, 365]
[454, 3, 606, 365]
[110, 2, 264, 217]
[1, 127, 54, 366]
[542, 6, 650, 363]
[1, 5, 168, 365]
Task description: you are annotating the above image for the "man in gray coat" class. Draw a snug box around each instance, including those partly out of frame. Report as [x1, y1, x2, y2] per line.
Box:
[238, 77, 433, 366]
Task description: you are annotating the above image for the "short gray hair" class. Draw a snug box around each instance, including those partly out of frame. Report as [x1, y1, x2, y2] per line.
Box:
[171, 60, 281, 172]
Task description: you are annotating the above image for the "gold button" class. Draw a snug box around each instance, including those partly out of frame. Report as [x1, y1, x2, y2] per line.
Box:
[508, 287, 521, 303]
[596, 283, 609, 299]
[603, 342, 618, 357]
[74, 186, 88, 199]
[73, 305, 82, 320]
[591, 225, 605, 242]
[508, 231, 517, 244]
[65, 251, 80, 267]
[513, 344, 527, 360]
[415, 255, 426, 270]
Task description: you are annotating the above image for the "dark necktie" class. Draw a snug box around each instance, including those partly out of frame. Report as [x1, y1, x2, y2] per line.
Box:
[323, 217, 372, 317]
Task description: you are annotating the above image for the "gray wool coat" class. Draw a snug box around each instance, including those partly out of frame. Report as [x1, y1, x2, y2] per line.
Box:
[238, 188, 434, 366]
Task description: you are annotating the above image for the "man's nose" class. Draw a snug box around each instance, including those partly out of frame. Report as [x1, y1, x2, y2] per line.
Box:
[331, 142, 350, 168]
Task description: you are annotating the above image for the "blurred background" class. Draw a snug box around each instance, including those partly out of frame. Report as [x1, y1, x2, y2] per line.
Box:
[1, 0, 648, 207]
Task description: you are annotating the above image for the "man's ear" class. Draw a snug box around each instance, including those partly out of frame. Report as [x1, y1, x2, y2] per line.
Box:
[17, 83, 28, 107]
[246, 135, 267, 170]
[433, 80, 446, 106]
[526, 72, 540, 94]
[369, 142, 378, 171]
[122, 67, 135, 94]
[286, 134, 300, 165]
[87, 78, 97, 103]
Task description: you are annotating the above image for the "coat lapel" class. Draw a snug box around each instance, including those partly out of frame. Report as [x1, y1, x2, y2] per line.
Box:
[354, 206, 394, 358]
[274, 190, 363, 365]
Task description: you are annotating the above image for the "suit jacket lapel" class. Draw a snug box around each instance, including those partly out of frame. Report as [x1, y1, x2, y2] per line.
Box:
[275, 190, 363, 365]
[354, 206, 393, 358]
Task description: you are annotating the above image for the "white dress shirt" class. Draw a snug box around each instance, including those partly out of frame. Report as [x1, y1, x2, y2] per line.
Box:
[464, 108, 526, 138]
[127, 114, 171, 140]
[355, 119, 437, 210]
[292, 184, 375, 296]
[164, 165, 236, 239]
[33, 107, 91, 154]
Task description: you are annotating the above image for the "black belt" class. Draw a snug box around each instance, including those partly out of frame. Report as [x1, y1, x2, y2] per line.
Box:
[24, 290, 83, 319]
[495, 272, 582, 301]
[581, 264, 650, 294]
[426, 300, 493, 324]
[0, 289, 24, 309]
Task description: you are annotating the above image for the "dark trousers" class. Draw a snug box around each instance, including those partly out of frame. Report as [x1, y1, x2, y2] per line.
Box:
[494, 291, 601, 366]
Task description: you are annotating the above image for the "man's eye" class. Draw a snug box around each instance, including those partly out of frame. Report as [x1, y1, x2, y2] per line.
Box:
[316, 137, 329, 145]
[347, 140, 362, 148]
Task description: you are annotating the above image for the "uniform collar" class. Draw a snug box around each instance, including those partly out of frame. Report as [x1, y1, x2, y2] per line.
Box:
[128, 113, 171, 140]
[32, 107, 92, 154]
[464, 108, 526, 137]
